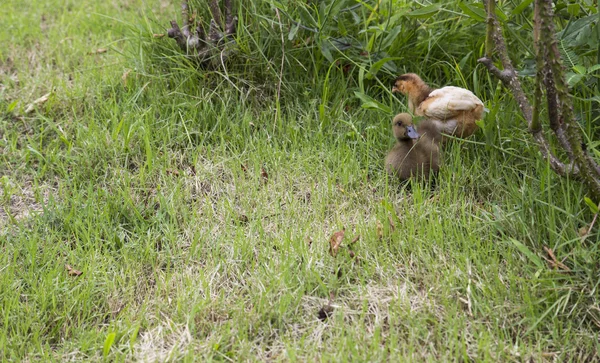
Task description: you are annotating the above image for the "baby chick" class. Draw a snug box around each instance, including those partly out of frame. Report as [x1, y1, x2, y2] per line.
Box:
[392, 73, 484, 138]
[385, 113, 441, 181]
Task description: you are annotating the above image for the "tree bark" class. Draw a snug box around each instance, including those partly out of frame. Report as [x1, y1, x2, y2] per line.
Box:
[479, 0, 600, 200]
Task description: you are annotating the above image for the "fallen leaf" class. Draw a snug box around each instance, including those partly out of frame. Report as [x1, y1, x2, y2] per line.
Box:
[376, 220, 383, 240]
[317, 304, 334, 321]
[153, 33, 165, 38]
[578, 226, 589, 237]
[388, 216, 396, 232]
[65, 264, 82, 277]
[348, 250, 356, 258]
[303, 191, 312, 203]
[237, 214, 249, 224]
[25, 92, 51, 114]
[328, 229, 345, 257]
[261, 167, 269, 184]
[89, 48, 107, 55]
[317, 291, 336, 321]
[121, 69, 132, 86]
[166, 168, 180, 176]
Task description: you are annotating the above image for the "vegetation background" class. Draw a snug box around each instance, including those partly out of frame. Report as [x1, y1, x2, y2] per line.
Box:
[1, 0, 599, 361]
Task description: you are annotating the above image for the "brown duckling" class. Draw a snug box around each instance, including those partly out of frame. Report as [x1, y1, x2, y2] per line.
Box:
[385, 113, 441, 181]
[392, 73, 484, 138]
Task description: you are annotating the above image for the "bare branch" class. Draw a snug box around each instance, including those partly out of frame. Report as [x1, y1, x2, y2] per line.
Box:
[181, 0, 191, 38]
[208, 0, 223, 30]
[208, 19, 224, 43]
[224, 0, 234, 33]
[167, 20, 187, 51]
[478, 0, 574, 178]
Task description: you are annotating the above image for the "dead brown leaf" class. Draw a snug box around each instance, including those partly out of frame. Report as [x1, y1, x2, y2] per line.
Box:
[122, 69, 132, 86]
[317, 291, 336, 321]
[543, 246, 570, 271]
[25, 92, 51, 114]
[166, 168, 180, 176]
[376, 220, 383, 240]
[317, 304, 334, 321]
[261, 167, 269, 184]
[328, 229, 345, 257]
[237, 214, 249, 224]
[65, 264, 83, 277]
[153, 33, 165, 38]
[388, 216, 396, 232]
[578, 226, 589, 237]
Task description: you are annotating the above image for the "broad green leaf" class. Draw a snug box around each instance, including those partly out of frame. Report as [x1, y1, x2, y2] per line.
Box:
[573, 65, 586, 75]
[511, 0, 534, 15]
[270, 1, 285, 11]
[319, 41, 334, 63]
[350, 10, 361, 25]
[494, 6, 508, 22]
[507, 238, 544, 269]
[298, 6, 318, 29]
[288, 21, 300, 41]
[575, 24, 593, 47]
[103, 332, 116, 357]
[367, 57, 401, 79]
[566, 72, 584, 87]
[588, 64, 600, 73]
[407, 4, 440, 19]
[6, 100, 18, 113]
[458, 3, 486, 22]
[584, 197, 599, 214]
[380, 25, 402, 50]
[567, 3, 580, 17]
[354, 91, 391, 113]
[558, 15, 595, 45]
[459, 51, 473, 69]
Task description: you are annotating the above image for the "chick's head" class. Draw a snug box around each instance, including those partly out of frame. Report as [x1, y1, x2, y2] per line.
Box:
[392, 73, 424, 95]
[392, 113, 420, 141]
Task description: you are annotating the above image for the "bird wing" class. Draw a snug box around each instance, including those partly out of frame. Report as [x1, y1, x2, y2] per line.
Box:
[419, 86, 483, 120]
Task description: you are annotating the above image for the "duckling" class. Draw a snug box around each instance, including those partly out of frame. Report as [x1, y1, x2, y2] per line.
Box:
[385, 113, 441, 181]
[392, 73, 484, 138]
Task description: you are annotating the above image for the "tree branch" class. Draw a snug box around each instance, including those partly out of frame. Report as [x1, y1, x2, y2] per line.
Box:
[478, 0, 573, 177]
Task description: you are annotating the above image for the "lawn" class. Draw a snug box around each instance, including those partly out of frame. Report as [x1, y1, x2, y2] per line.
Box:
[1, 0, 599, 361]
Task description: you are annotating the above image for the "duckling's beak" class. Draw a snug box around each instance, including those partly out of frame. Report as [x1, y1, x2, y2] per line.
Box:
[406, 126, 419, 139]
[392, 85, 399, 93]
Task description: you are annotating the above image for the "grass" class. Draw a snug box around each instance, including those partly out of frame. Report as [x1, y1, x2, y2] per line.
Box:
[1, 0, 599, 361]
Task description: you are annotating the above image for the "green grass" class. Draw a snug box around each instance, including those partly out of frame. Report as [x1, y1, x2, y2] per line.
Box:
[1, 0, 599, 361]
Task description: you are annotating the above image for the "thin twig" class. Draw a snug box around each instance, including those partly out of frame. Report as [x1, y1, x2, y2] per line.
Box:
[543, 246, 570, 271]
